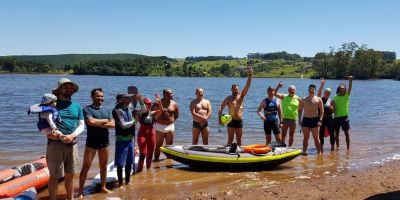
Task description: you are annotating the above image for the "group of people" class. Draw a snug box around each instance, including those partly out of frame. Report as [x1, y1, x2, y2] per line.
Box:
[256, 76, 353, 156]
[31, 67, 352, 199]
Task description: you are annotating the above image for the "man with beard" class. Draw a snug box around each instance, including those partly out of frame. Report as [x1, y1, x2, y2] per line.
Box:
[78, 88, 115, 197]
[298, 84, 324, 156]
[48, 78, 84, 200]
[332, 76, 353, 150]
[190, 88, 212, 145]
[152, 88, 179, 162]
[219, 66, 253, 146]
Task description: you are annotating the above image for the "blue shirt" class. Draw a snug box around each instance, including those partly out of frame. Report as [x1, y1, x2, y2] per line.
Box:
[56, 100, 83, 135]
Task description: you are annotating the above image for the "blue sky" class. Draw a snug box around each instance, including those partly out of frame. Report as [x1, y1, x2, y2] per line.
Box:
[1, 0, 399, 58]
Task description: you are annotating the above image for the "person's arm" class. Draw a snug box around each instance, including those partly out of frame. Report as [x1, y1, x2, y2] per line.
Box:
[277, 101, 282, 123]
[256, 100, 266, 121]
[239, 66, 253, 100]
[174, 103, 179, 121]
[85, 117, 109, 127]
[331, 99, 336, 114]
[298, 98, 303, 125]
[347, 75, 353, 95]
[205, 100, 212, 120]
[318, 98, 324, 121]
[132, 94, 147, 115]
[71, 120, 85, 137]
[317, 78, 325, 97]
[274, 81, 285, 99]
[218, 97, 228, 125]
[115, 109, 135, 129]
[101, 119, 115, 129]
[44, 112, 57, 131]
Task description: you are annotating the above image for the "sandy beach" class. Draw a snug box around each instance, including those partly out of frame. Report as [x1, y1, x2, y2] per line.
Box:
[173, 159, 400, 200]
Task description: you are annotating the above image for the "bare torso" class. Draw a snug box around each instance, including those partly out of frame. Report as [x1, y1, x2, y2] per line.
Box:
[302, 95, 322, 118]
[191, 99, 210, 122]
[227, 95, 244, 120]
[155, 99, 178, 125]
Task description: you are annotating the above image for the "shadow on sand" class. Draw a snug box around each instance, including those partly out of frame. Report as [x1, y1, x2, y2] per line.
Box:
[365, 190, 400, 200]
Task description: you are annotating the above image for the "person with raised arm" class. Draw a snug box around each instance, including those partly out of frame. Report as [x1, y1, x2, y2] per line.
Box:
[218, 65, 253, 146]
[332, 76, 353, 150]
[274, 81, 301, 147]
[317, 79, 335, 151]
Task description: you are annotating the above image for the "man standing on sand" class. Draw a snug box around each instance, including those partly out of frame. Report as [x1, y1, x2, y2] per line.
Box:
[332, 76, 353, 150]
[78, 88, 115, 197]
[298, 84, 324, 155]
[48, 78, 84, 200]
[153, 88, 179, 162]
[274, 82, 301, 147]
[190, 88, 212, 145]
[219, 66, 253, 146]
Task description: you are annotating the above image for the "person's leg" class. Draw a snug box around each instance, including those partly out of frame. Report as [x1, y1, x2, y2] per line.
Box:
[154, 131, 165, 162]
[235, 128, 243, 146]
[137, 131, 146, 172]
[115, 141, 127, 187]
[288, 122, 296, 147]
[98, 147, 111, 193]
[78, 146, 97, 197]
[165, 131, 174, 145]
[146, 130, 156, 169]
[192, 128, 200, 145]
[319, 123, 325, 151]
[344, 130, 350, 150]
[64, 173, 74, 200]
[311, 127, 322, 155]
[271, 120, 282, 143]
[125, 143, 134, 184]
[343, 117, 351, 150]
[281, 123, 289, 145]
[200, 127, 209, 145]
[302, 127, 310, 155]
[227, 127, 235, 145]
[46, 142, 63, 200]
[64, 144, 78, 200]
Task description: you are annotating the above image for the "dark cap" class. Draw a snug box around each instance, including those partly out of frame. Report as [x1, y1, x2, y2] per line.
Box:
[116, 93, 133, 100]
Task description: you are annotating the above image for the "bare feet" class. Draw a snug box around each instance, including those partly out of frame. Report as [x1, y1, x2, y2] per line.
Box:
[302, 152, 308, 156]
[100, 187, 112, 194]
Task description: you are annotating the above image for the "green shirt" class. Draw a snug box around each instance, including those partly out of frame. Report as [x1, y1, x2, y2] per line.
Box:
[333, 93, 350, 118]
[282, 95, 300, 120]
[56, 100, 84, 135]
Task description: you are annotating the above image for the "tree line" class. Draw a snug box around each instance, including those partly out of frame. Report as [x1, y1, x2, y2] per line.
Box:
[312, 42, 398, 80]
[1, 47, 399, 80]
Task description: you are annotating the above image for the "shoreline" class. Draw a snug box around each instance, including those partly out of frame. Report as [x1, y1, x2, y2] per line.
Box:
[172, 159, 400, 200]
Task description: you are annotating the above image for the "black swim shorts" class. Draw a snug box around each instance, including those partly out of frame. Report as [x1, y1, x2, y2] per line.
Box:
[263, 120, 281, 135]
[227, 119, 243, 128]
[192, 121, 208, 130]
[302, 117, 320, 128]
[334, 116, 350, 131]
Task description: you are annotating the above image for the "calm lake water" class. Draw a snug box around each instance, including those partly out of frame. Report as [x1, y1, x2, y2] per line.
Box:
[0, 74, 399, 199]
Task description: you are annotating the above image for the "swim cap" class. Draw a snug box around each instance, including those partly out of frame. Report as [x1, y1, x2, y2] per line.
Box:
[220, 114, 233, 125]
[324, 88, 332, 93]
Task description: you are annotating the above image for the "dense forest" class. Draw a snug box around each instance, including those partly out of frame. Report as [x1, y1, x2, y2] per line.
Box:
[0, 42, 398, 80]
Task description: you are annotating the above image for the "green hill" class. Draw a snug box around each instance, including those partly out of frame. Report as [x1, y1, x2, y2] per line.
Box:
[6, 53, 161, 67]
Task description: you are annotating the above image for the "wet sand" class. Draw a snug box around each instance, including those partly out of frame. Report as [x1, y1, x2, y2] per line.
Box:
[175, 160, 400, 200]
[34, 156, 400, 200]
